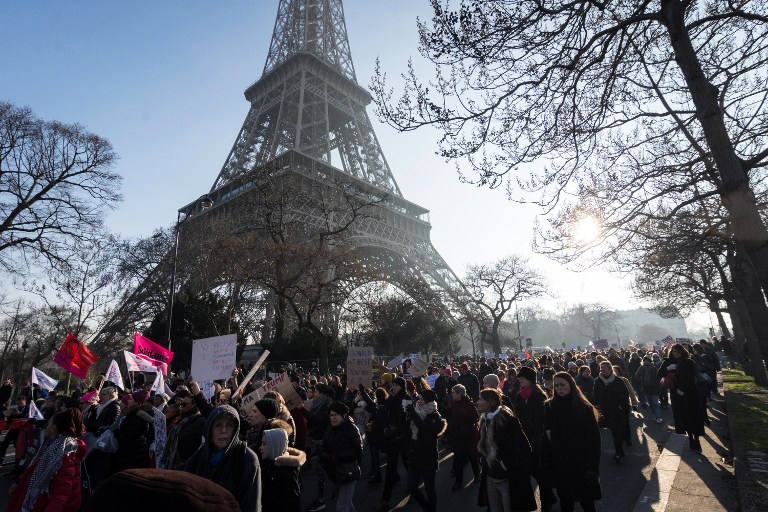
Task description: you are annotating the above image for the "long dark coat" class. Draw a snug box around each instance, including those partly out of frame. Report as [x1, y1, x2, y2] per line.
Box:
[476, 407, 536, 511]
[658, 356, 704, 436]
[407, 409, 447, 470]
[592, 376, 629, 434]
[544, 394, 602, 503]
[261, 447, 305, 512]
[448, 396, 479, 457]
[320, 417, 363, 483]
[513, 386, 547, 454]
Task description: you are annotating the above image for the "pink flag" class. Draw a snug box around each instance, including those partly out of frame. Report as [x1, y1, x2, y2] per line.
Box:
[134, 333, 174, 365]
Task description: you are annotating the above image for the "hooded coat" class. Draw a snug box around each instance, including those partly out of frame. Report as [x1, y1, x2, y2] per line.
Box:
[186, 405, 262, 512]
[261, 446, 305, 512]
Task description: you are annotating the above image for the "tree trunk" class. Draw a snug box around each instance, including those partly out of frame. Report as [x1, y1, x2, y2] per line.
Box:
[727, 249, 768, 385]
[662, 1, 768, 300]
[713, 308, 732, 339]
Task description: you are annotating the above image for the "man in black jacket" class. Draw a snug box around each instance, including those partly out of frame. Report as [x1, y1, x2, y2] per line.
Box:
[457, 363, 480, 401]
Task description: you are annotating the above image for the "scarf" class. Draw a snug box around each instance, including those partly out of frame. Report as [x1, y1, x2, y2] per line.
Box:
[410, 401, 437, 440]
[161, 410, 201, 469]
[309, 393, 331, 414]
[477, 407, 507, 475]
[22, 435, 79, 512]
[519, 386, 533, 400]
[96, 398, 116, 418]
[599, 374, 616, 385]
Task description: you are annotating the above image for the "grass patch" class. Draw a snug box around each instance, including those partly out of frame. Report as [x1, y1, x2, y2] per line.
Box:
[724, 368, 768, 512]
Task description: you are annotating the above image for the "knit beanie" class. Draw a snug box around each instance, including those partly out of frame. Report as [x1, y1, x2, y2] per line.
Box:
[132, 389, 150, 404]
[262, 428, 289, 461]
[482, 374, 500, 389]
[254, 398, 280, 419]
[517, 366, 537, 383]
[419, 389, 437, 403]
[328, 401, 349, 417]
[392, 377, 406, 388]
[381, 373, 394, 384]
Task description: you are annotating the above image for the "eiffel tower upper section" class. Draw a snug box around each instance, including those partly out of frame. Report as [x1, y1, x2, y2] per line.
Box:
[211, 0, 402, 197]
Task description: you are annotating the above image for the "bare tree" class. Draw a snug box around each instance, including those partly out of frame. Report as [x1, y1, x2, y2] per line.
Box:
[462, 255, 546, 355]
[372, 1, 768, 301]
[0, 102, 121, 272]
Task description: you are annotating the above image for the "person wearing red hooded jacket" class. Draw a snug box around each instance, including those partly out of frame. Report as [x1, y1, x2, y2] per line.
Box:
[6, 408, 87, 512]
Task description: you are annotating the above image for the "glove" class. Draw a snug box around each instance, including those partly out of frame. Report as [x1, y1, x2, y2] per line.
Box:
[676, 389, 684, 396]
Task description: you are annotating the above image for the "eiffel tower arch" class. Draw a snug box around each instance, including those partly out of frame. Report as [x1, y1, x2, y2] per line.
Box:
[96, 0, 468, 362]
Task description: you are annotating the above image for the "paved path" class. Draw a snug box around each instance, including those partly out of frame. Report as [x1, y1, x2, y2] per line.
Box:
[0, 390, 738, 511]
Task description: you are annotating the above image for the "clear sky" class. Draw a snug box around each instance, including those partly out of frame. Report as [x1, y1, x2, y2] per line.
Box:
[0, 1, 712, 336]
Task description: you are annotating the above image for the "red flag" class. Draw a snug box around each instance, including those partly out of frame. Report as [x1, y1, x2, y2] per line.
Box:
[54, 333, 100, 379]
[133, 333, 174, 365]
[524, 349, 531, 359]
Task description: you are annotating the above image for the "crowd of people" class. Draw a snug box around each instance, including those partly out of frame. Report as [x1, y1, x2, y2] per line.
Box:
[0, 337, 724, 512]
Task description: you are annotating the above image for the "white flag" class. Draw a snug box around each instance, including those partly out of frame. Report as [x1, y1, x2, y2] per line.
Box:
[124, 351, 158, 373]
[31, 367, 58, 391]
[28, 401, 44, 421]
[150, 371, 165, 394]
[105, 360, 124, 390]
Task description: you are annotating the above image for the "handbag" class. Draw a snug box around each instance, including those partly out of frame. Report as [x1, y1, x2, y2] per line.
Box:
[94, 429, 119, 453]
[335, 461, 361, 483]
[661, 372, 676, 390]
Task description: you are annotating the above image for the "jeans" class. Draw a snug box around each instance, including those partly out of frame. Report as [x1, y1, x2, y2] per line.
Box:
[647, 392, 660, 419]
[486, 476, 511, 512]
[335, 480, 356, 512]
[407, 464, 437, 512]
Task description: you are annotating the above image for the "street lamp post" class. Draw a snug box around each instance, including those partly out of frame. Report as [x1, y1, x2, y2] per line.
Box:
[166, 194, 214, 351]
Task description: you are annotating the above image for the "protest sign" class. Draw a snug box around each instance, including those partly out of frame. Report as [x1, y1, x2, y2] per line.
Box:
[346, 347, 374, 389]
[191, 334, 237, 382]
[408, 356, 429, 378]
[386, 353, 404, 370]
[425, 374, 439, 389]
[152, 406, 167, 468]
[241, 372, 303, 416]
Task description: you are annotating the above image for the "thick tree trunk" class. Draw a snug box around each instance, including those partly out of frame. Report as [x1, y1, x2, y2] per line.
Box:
[662, 1, 768, 299]
[727, 250, 768, 385]
[713, 308, 732, 339]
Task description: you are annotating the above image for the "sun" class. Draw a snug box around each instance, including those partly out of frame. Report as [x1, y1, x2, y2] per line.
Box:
[574, 215, 602, 244]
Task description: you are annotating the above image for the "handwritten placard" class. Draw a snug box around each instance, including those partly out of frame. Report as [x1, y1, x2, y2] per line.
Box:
[191, 334, 237, 382]
[241, 372, 304, 417]
[408, 356, 429, 378]
[347, 347, 374, 389]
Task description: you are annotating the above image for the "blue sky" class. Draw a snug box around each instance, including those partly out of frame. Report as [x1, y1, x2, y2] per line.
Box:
[0, 1, 709, 337]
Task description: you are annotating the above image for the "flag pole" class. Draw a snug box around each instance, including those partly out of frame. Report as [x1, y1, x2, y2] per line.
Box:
[66, 374, 71, 396]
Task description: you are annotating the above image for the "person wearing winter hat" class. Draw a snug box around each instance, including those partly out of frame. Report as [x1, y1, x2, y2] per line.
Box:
[186, 405, 262, 511]
[541, 368, 556, 398]
[246, 398, 281, 465]
[320, 401, 362, 512]
[404, 389, 446, 512]
[260, 427, 305, 512]
[375, 375, 411, 512]
[160, 389, 206, 470]
[113, 388, 155, 472]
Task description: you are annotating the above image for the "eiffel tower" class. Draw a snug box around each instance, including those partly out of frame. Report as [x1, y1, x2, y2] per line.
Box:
[96, 0, 465, 352]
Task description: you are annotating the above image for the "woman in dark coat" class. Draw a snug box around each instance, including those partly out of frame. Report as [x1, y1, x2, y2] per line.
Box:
[161, 390, 207, 470]
[658, 344, 704, 451]
[260, 427, 305, 512]
[514, 366, 556, 512]
[476, 388, 536, 512]
[592, 361, 630, 462]
[405, 389, 447, 512]
[319, 402, 363, 512]
[113, 390, 154, 472]
[375, 377, 410, 512]
[448, 384, 480, 490]
[544, 371, 601, 512]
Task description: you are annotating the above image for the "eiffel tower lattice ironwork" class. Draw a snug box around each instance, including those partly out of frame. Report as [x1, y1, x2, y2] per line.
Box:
[95, 0, 467, 352]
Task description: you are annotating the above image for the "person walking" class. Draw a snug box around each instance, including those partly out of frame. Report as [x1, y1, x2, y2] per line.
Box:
[319, 402, 363, 512]
[448, 384, 480, 490]
[476, 388, 536, 512]
[658, 344, 704, 451]
[260, 427, 304, 512]
[405, 390, 446, 512]
[592, 361, 630, 462]
[375, 377, 410, 512]
[544, 371, 602, 512]
[635, 356, 662, 424]
[514, 366, 556, 512]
